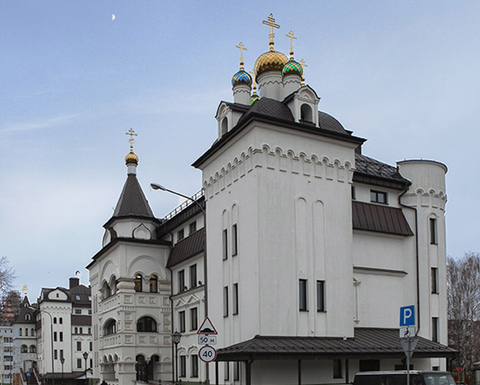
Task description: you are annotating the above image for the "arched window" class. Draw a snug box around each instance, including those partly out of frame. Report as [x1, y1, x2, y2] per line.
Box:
[25, 328, 28, 336]
[110, 276, 117, 295]
[221, 117, 228, 136]
[137, 316, 157, 332]
[53, 317, 57, 324]
[103, 281, 111, 298]
[74, 327, 78, 334]
[19, 329, 22, 336]
[25, 314, 31, 321]
[300, 104, 313, 123]
[29, 345, 36, 353]
[149, 275, 158, 293]
[104, 319, 117, 335]
[134, 274, 143, 292]
[21, 345, 27, 353]
[136, 355, 147, 382]
[31, 328, 34, 336]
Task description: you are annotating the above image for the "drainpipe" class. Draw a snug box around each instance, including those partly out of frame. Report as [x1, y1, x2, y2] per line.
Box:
[399, 185, 421, 334]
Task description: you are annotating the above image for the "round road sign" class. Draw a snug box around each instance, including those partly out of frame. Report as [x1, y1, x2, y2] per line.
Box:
[199, 345, 217, 363]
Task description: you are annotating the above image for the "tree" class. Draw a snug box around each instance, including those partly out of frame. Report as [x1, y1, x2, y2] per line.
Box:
[0, 290, 21, 325]
[0, 256, 15, 298]
[447, 253, 480, 371]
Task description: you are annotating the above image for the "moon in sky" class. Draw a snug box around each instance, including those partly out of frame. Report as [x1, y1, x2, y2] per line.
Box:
[112, 14, 116, 21]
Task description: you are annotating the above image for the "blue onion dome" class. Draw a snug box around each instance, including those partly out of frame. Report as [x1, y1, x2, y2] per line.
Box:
[282, 58, 303, 77]
[232, 69, 252, 87]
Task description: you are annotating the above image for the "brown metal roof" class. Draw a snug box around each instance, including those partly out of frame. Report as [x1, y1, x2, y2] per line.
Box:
[71, 314, 92, 326]
[216, 328, 456, 361]
[167, 229, 205, 268]
[352, 201, 413, 236]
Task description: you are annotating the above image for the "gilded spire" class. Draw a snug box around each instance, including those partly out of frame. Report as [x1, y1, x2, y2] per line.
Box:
[236, 42, 247, 70]
[286, 31, 297, 59]
[262, 13, 280, 52]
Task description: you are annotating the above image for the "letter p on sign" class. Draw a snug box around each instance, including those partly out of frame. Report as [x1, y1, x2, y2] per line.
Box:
[400, 305, 415, 327]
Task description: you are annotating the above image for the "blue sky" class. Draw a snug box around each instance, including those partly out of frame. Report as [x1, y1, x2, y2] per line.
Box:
[1, 1, 479, 299]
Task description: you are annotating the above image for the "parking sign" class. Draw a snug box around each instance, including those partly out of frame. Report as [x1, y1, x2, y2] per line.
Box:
[400, 305, 415, 326]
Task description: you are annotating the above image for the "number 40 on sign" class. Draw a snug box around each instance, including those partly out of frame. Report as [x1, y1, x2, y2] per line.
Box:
[199, 345, 217, 363]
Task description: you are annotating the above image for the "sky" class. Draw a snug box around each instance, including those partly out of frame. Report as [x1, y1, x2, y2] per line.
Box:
[1, 1, 479, 301]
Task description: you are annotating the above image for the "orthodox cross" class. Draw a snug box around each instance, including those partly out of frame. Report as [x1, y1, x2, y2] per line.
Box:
[286, 31, 297, 58]
[126, 128, 137, 151]
[262, 13, 280, 51]
[236, 42, 247, 69]
[249, 69, 257, 89]
[21, 285, 28, 296]
[300, 59, 308, 85]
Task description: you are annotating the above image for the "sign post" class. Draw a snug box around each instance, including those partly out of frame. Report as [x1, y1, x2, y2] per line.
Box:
[399, 306, 418, 385]
[197, 317, 218, 364]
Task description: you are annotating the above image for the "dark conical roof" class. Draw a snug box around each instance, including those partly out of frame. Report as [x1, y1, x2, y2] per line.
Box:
[113, 174, 154, 218]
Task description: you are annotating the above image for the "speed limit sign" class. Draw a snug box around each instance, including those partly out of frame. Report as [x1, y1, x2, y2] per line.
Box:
[199, 345, 217, 363]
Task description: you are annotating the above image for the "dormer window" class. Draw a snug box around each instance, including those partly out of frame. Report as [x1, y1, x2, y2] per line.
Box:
[300, 104, 313, 123]
[370, 190, 388, 204]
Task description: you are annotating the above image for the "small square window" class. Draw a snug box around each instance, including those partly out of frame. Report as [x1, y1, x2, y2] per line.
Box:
[370, 190, 387, 204]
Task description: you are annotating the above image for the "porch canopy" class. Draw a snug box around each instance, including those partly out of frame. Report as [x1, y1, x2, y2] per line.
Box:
[216, 328, 456, 362]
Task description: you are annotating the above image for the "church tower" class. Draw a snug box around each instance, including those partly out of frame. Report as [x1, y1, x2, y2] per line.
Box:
[88, 130, 172, 385]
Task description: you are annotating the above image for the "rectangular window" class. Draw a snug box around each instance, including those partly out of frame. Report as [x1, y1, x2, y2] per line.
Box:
[189, 221, 197, 234]
[191, 355, 198, 378]
[190, 264, 197, 289]
[233, 283, 239, 315]
[178, 229, 184, 241]
[432, 317, 439, 342]
[333, 359, 343, 378]
[59, 332, 63, 342]
[190, 308, 198, 331]
[370, 190, 387, 204]
[232, 224, 238, 256]
[59, 318, 63, 324]
[54, 350, 57, 360]
[89, 342, 93, 351]
[351, 185, 356, 200]
[223, 229, 228, 260]
[223, 286, 229, 317]
[76, 341, 82, 351]
[317, 280, 326, 312]
[178, 270, 185, 293]
[431, 268, 439, 294]
[299, 279, 308, 311]
[75, 309, 82, 314]
[234, 361, 240, 381]
[54, 332, 57, 342]
[179, 311, 186, 333]
[224, 362, 230, 381]
[60, 350, 64, 360]
[77, 359, 82, 369]
[180, 355, 186, 377]
[430, 218, 437, 244]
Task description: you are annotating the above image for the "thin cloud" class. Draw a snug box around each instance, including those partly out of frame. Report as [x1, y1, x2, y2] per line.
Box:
[1, 113, 82, 133]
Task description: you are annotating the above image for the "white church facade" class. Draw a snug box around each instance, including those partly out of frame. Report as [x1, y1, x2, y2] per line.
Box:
[88, 14, 454, 385]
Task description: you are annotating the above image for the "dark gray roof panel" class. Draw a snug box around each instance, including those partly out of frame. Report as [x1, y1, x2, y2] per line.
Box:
[113, 174, 154, 218]
[238, 97, 294, 124]
[354, 153, 410, 189]
[167, 229, 205, 268]
[318, 111, 348, 135]
[216, 328, 456, 361]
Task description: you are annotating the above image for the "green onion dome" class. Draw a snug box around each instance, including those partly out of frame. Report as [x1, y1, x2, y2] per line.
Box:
[282, 58, 303, 77]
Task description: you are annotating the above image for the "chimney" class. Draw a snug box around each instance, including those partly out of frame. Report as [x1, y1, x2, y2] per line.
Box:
[69, 277, 80, 289]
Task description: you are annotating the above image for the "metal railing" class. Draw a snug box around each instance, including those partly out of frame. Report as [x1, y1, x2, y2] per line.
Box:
[162, 190, 204, 221]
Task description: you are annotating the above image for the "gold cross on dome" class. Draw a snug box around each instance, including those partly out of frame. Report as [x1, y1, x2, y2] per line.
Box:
[21, 285, 28, 296]
[300, 59, 308, 85]
[262, 13, 280, 51]
[286, 31, 297, 58]
[236, 42, 247, 68]
[126, 128, 137, 150]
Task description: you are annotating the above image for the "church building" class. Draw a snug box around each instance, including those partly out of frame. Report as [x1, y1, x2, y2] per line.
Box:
[88, 14, 455, 385]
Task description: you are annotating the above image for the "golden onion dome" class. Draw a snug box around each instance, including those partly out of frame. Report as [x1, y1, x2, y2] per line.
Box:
[254, 50, 288, 77]
[125, 150, 138, 165]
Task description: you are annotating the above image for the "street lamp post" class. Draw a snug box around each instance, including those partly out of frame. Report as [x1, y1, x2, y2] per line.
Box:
[42, 310, 55, 385]
[172, 331, 182, 384]
[82, 352, 88, 385]
[60, 358, 64, 385]
[150, 183, 209, 384]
